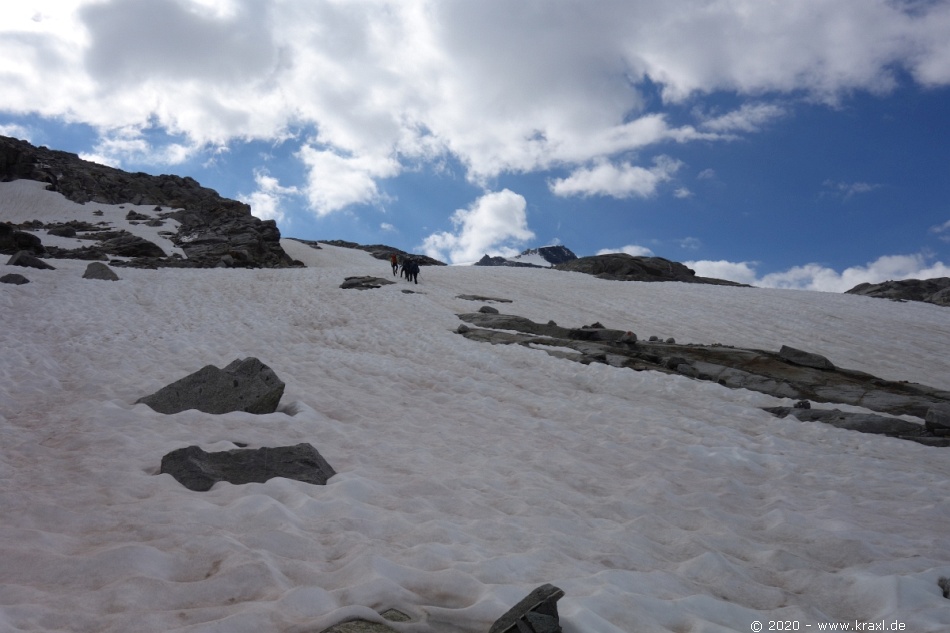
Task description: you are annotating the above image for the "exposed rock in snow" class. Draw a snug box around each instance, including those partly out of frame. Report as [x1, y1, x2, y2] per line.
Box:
[82, 262, 119, 281]
[456, 311, 950, 424]
[846, 277, 950, 307]
[136, 357, 285, 415]
[160, 443, 336, 492]
[555, 252, 748, 285]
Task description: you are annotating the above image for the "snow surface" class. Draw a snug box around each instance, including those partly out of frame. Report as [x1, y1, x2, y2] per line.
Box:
[3, 186, 950, 632]
[504, 251, 552, 268]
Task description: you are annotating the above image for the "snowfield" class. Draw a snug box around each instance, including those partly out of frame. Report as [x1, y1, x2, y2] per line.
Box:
[2, 188, 950, 632]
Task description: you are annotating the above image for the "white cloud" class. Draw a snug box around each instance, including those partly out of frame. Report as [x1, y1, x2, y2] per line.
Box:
[929, 219, 950, 242]
[699, 102, 787, 133]
[3, 0, 950, 214]
[822, 180, 883, 199]
[550, 156, 682, 199]
[678, 237, 702, 251]
[686, 260, 761, 286]
[79, 131, 199, 168]
[238, 169, 299, 222]
[297, 145, 399, 216]
[687, 253, 950, 292]
[420, 189, 534, 264]
[380, 222, 396, 232]
[597, 245, 655, 257]
[0, 123, 31, 141]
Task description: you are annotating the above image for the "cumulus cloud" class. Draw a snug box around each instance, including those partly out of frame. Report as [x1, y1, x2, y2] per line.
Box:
[597, 245, 655, 257]
[79, 131, 199, 168]
[688, 253, 950, 292]
[3, 0, 950, 219]
[238, 169, 299, 222]
[420, 189, 534, 264]
[550, 156, 682, 199]
[297, 145, 399, 216]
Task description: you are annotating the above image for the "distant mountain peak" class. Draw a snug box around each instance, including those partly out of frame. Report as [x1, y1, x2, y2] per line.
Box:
[473, 245, 577, 268]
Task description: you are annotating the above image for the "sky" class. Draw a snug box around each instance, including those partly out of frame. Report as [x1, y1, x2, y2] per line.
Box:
[2, 0, 950, 290]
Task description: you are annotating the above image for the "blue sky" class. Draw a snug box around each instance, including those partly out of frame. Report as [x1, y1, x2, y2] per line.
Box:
[2, 0, 950, 290]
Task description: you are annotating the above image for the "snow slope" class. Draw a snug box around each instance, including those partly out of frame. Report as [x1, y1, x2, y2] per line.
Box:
[2, 191, 950, 632]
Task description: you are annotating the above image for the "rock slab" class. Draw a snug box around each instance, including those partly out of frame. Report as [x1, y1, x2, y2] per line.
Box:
[160, 443, 336, 491]
[489, 584, 564, 633]
[136, 357, 285, 414]
[340, 276, 396, 290]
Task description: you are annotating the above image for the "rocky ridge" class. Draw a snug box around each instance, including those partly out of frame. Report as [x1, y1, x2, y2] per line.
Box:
[0, 135, 296, 268]
[554, 252, 748, 285]
[846, 277, 950, 307]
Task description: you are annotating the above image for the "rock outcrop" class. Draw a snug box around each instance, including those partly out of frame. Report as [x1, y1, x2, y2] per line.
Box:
[489, 584, 565, 633]
[0, 221, 46, 255]
[160, 443, 336, 491]
[136, 358, 285, 415]
[554, 253, 747, 285]
[1, 135, 296, 269]
[762, 406, 948, 445]
[846, 277, 950, 307]
[455, 311, 950, 443]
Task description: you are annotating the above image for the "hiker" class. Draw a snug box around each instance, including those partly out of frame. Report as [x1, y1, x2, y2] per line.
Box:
[399, 256, 408, 279]
[390, 253, 398, 276]
[407, 258, 420, 284]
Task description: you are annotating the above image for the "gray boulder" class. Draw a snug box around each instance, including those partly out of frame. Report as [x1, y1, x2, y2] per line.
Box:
[137, 358, 285, 414]
[1, 273, 30, 285]
[779, 345, 835, 370]
[160, 443, 335, 492]
[82, 262, 120, 281]
[489, 584, 564, 633]
[7, 250, 56, 270]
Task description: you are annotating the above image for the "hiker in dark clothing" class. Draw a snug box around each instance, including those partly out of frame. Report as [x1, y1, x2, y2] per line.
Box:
[407, 259, 420, 284]
[399, 257, 408, 279]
